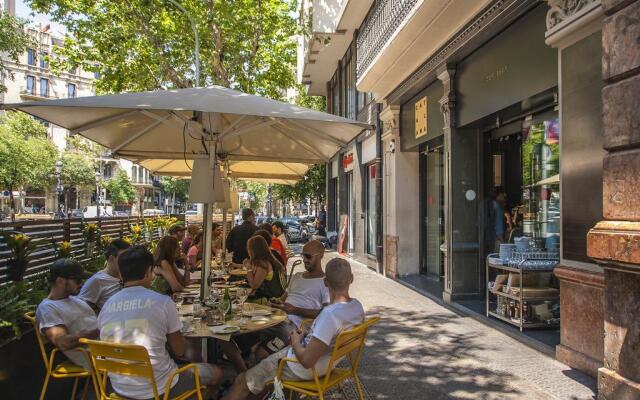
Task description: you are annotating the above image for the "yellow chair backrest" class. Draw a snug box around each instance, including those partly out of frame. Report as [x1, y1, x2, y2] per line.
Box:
[321, 316, 379, 386]
[79, 338, 159, 399]
[24, 311, 53, 371]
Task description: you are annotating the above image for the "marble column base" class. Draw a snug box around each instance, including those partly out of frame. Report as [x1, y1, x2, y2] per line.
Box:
[383, 235, 398, 278]
[554, 265, 604, 377]
[598, 367, 640, 400]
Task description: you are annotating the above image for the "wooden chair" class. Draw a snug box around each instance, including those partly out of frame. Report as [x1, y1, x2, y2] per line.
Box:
[276, 316, 380, 400]
[79, 338, 204, 400]
[24, 311, 97, 400]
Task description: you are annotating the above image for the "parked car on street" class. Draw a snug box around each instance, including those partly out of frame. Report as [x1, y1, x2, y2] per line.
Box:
[83, 206, 113, 218]
[69, 209, 84, 218]
[184, 210, 199, 216]
[142, 209, 166, 216]
[113, 210, 129, 217]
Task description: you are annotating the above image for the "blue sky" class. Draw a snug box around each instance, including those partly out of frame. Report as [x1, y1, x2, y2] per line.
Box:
[15, 0, 66, 34]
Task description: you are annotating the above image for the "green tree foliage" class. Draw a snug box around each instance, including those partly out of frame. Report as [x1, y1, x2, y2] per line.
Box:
[0, 12, 32, 93]
[160, 177, 190, 211]
[28, 0, 298, 98]
[103, 170, 136, 205]
[237, 181, 268, 211]
[0, 113, 57, 219]
[272, 163, 325, 205]
[60, 151, 96, 187]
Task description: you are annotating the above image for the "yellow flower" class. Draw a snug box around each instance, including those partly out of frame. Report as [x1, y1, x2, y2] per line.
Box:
[61, 241, 72, 251]
[100, 236, 112, 247]
[122, 236, 133, 245]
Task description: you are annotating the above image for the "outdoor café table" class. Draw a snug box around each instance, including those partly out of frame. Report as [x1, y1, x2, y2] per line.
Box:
[179, 303, 287, 340]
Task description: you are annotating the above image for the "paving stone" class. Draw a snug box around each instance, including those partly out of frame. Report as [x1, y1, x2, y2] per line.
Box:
[325, 253, 598, 399]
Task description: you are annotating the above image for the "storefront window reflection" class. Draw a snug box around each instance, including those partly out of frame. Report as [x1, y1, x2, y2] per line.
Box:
[518, 118, 560, 249]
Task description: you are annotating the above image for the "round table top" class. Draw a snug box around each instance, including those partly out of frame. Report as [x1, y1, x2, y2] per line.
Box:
[180, 303, 286, 340]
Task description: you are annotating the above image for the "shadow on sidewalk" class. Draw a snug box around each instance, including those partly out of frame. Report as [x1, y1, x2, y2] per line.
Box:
[358, 306, 525, 399]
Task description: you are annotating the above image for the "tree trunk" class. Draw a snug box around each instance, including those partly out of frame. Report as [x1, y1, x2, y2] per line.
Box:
[171, 191, 176, 214]
[9, 186, 15, 222]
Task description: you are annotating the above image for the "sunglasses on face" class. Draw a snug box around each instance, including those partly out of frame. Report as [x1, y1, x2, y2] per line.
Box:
[302, 253, 318, 259]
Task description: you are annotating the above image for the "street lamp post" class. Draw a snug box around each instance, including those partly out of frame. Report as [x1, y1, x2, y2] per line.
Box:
[95, 171, 101, 220]
[55, 160, 63, 218]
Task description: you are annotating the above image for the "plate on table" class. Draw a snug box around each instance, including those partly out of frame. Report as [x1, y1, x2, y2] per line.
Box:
[229, 269, 247, 276]
[209, 325, 240, 334]
[244, 309, 271, 317]
[250, 315, 271, 323]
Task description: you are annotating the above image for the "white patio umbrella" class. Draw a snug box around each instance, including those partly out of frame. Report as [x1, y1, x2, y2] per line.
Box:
[137, 158, 308, 185]
[3, 86, 370, 299]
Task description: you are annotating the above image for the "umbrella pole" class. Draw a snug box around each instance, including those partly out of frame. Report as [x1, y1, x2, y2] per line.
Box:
[222, 208, 227, 265]
[201, 202, 212, 301]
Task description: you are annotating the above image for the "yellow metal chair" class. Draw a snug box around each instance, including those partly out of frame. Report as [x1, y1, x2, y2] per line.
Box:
[276, 316, 380, 400]
[79, 338, 204, 400]
[24, 311, 97, 400]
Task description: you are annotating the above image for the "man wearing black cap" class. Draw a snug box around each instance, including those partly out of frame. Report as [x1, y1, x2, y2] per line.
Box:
[36, 258, 99, 369]
[226, 208, 258, 263]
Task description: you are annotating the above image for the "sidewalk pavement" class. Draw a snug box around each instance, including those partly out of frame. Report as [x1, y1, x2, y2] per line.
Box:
[328, 253, 597, 400]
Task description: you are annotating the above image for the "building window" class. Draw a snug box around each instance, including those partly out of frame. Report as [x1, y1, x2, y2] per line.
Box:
[39, 78, 49, 97]
[67, 83, 76, 98]
[138, 167, 144, 184]
[27, 48, 36, 65]
[330, 72, 339, 116]
[131, 166, 137, 183]
[26, 75, 35, 94]
[144, 169, 149, 184]
[40, 52, 48, 69]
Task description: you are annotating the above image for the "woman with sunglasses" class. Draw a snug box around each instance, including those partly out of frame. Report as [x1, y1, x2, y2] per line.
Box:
[244, 235, 286, 304]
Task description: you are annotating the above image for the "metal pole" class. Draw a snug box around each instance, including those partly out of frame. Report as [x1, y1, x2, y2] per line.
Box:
[201, 202, 212, 300]
[169, 0, 199, 86]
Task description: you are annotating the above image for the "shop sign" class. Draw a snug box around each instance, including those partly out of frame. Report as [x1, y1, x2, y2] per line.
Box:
[415, 96, 428, 138]
[342, 152, 354, 172]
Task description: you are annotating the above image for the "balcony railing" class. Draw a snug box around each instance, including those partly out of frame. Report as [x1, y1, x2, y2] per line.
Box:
[356, 0, 420, 80]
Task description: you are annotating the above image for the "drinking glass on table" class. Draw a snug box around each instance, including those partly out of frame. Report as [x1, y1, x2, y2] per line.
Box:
[173, 293, 184, 310]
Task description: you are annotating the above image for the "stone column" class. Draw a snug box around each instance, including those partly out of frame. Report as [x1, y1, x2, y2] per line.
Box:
[586, 0, 640, 397]
[545, 0, 606, 378]
[379, 104, 421, 278]
[437, 65, 455, 301]
[380, 105, 400, 278]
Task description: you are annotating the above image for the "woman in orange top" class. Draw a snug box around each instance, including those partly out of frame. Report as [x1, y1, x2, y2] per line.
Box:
[258, 223, 287, 266]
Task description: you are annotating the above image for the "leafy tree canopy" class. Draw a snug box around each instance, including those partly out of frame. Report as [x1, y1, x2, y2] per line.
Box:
[28, 0, 298, 98]
[0, 12, 32, 93]
[60, 151, 96, 187]
[160, 176, 190, 203]
[103, 170, 137, 205]
[0, 113, 57, 194]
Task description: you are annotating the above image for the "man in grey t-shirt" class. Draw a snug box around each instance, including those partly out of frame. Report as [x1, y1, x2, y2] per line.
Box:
[36, 258, 99, 369]
[79, 238, 130, 311]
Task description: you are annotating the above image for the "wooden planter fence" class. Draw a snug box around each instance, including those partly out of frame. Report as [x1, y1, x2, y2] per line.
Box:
[0, 215, 186, 284]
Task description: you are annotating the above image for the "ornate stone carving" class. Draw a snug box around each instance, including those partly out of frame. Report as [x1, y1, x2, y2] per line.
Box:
[380, 105, 400, 140]
[546, 0, 599, 30]
[437, 66, 456, 130]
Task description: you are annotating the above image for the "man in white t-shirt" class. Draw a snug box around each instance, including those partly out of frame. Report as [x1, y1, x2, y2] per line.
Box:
[36, 258, 99, 370]
[257, 240, 329, 357]
[79, 238, 130, 312]
[224, 257, 365, 400]
[271, 221, 288, 248]
[98, 245, 222, 400]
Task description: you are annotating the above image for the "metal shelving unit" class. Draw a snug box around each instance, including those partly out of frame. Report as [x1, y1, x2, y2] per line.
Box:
[486, 254, 559, 331]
